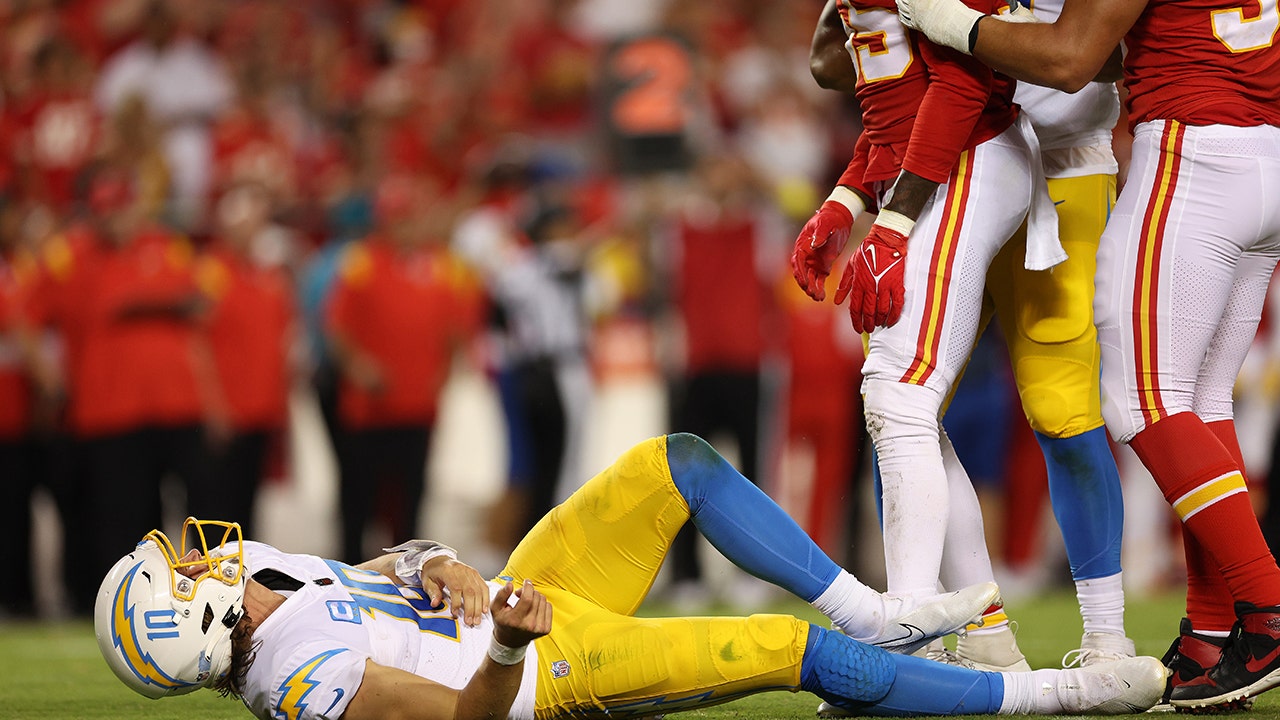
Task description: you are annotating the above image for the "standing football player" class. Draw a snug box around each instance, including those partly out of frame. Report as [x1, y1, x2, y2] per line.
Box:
[792, 0, 1065, 675]
[802, 0, 1135, 673]
[894, 0, 1280, 708]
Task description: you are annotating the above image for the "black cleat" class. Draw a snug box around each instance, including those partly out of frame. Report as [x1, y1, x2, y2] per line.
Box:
[1171, 602, 1280, 710]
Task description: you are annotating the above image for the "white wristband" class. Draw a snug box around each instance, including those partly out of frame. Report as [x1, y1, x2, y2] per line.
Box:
[488, 638, 528, 666]
[873, 209, 916, 236]
[386, 540, 458, 587]
[826, 186, 867, 220]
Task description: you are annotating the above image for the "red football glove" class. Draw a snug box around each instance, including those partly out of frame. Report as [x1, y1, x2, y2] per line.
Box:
[835, 210, 915, 334]
[791, 188, 865, 301]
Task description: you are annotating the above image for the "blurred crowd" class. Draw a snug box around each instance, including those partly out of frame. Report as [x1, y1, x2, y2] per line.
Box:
[2, 0, 1279, 622]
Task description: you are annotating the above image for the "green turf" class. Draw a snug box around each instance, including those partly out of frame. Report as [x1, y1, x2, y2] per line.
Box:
[5, 591, 1280, 719]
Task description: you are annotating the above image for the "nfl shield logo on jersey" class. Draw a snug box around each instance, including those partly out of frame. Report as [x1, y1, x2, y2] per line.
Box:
[551, 660, 571, 679]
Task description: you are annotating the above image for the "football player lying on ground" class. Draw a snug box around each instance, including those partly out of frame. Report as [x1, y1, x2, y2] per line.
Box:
[96, 433, 1167, 720]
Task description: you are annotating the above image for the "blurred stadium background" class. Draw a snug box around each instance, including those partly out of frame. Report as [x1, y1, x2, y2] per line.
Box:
[2, 0, 1280, 638]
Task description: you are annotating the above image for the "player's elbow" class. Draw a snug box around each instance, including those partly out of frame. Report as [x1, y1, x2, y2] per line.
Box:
[1038, 43, 1113, 92]
[810, 52, 858, 93]
[1058, 70, 1097, 94]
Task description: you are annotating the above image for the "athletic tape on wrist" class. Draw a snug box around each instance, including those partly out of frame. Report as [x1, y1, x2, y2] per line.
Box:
[874, 209, 916, 236]
[826, 186, 867, 219]
[488, 638, 528, 666]
[386, 539, 458, 587]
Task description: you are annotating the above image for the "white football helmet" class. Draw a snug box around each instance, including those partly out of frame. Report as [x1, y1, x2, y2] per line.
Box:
[94, 518, 247, 699]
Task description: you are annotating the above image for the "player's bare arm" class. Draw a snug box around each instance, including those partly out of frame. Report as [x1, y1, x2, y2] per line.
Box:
[342, 580, 552, 720]
[811, 0, 859, 92]
[882, 171, 938, 222]
[897, 0, 1146, 91]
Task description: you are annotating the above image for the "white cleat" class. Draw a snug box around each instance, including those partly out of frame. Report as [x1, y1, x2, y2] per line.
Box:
[1062, 632, 1137, 669]
[869, 581, 1001, 655]
[957, 624, 1032, 672]
[815, 701, 850, 718]
[1054, 656, 1169, 715]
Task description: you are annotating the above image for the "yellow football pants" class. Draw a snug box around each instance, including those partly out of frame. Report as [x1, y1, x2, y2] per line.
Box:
[984, 173, 1117, 438]
[498, 436, 810, 719]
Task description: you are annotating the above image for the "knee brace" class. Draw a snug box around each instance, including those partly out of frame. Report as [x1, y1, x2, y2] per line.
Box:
[800, 625, 895, 705]
[1013, 344, 1104, 439]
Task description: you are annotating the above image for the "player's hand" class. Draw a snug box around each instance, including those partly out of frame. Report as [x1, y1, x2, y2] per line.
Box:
[792, 187, 866, 301]
[835, 211, 914, 334]
[422, 557, 491, 627]
[491, 580, 552, 649]
[895, 0, 984, 54]
[792, 201, 855, 301]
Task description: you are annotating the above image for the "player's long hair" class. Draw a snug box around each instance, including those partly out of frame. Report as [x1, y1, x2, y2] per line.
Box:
[211, 612, 259, 699]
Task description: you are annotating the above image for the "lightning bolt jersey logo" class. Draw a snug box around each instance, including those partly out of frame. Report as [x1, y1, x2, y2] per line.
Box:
[275, 649, 349, 720]
[111, 562, 196, 693]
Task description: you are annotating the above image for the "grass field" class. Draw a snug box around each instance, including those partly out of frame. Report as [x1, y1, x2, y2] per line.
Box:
[5, 590, 1280, 720]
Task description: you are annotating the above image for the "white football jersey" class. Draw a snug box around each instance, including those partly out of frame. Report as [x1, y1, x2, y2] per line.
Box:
[232, 542, 539, 720]
[1013, 0, 1120, 172]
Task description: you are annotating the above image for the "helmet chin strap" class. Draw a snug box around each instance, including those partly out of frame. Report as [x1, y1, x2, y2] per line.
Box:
[200, 598, 245, 685]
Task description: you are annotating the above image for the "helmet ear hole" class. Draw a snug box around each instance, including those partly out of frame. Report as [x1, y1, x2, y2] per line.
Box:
[202, 603, 215, 634]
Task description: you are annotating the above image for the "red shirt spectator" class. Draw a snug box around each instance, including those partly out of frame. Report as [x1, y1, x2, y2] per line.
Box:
[30, 224, 206, 436]
[197, 242, 294, 431]
[326, 236, 481, 429]
[210, 72, 299, 206]
[673, 213, 770, 374]
[8, 38, 100, 211]
[0, 250, 36, 439]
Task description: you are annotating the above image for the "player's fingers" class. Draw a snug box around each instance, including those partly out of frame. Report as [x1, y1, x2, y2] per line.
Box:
[423, 579, 444, 609]
[848, 290, 866, 334]
[886, 287, 905, 328]
[493, 580, 514, 610]
[790, 249, 807, 288]
[875, 284, 893, 327]
[463, 586, 484, 626]
[535, 597, 553, 633]
[860, 284, 880, 333]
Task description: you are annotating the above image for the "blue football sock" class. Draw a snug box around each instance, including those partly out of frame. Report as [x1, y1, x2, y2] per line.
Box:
[666, 433, 842, 601]
[800, 625, 1004, 716]
[865, 653, 1004, 716]
[1036, 428, 1124, 580]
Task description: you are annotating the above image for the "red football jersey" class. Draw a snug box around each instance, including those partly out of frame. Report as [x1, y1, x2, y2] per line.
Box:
[838, 0, 1018, 184]
[1124, 0, 1280, 128]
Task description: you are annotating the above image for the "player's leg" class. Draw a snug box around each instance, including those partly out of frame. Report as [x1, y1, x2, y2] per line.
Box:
[502, 433, 992, 650]
[1096, 120, 1280, 707]
[1144, 250, 1280, 713]
[936, 428, 1032, 672]
[988, 172, 1132, 662]
[531, 590, 1168, 717]
[861, 133, 1032, 604]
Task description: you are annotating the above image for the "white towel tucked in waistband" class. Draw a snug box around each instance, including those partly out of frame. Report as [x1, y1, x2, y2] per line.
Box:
[1018, 112, 1066, 271]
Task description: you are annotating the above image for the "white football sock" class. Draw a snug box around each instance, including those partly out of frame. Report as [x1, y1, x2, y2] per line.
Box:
[1075, 573, 1126, 636]
[998, 668, 1064, 714]
[939, 428, 998, 591]
[811, 570, 901, 641]
[867, 379, 950, 598]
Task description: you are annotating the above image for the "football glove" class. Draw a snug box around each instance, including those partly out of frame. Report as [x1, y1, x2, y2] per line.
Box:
[791, 186, 866, 301]
[836, 210, 914, 334]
